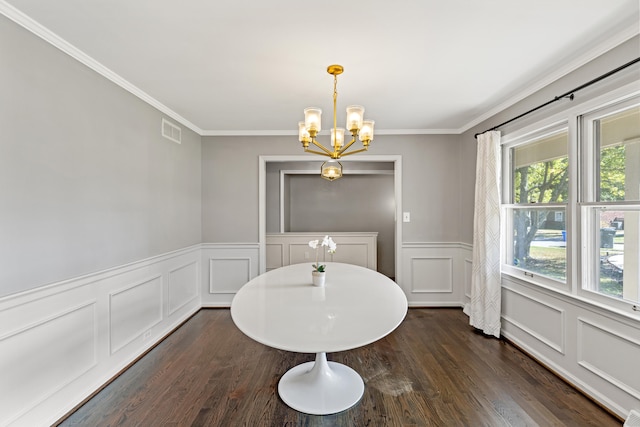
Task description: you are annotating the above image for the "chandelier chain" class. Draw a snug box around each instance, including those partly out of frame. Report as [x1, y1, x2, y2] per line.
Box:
[333, 74, 338, 138]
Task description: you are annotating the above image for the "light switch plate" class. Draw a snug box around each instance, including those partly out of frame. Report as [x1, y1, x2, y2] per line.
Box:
[403, 212, 410, 222]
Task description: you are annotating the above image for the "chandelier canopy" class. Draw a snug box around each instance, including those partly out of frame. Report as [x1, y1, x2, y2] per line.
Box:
[298, 65, 374, 181]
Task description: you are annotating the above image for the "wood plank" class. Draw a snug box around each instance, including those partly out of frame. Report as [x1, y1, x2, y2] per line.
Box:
[57, 308, 622, 426]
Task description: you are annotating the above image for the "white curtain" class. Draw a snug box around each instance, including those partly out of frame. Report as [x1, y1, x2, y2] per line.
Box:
[467, 130, 502, 338]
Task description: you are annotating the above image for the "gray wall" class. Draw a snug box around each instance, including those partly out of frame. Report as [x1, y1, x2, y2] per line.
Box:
[291, 173, 395, 278]
[265, 160, 395, 235]
[201, 134, 463, 244]
[264, 160, 396, 276]
[0, 16, 202, 297]
[458, 35, 640, 244]
[10, 5, 631, 297]
[201, 136, 296, 243]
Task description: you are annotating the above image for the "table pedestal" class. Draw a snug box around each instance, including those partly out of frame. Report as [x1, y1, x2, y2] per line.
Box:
[277, 352, 364, 415]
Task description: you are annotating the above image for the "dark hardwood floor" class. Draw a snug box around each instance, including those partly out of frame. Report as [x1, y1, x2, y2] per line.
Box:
[58, 308, 621, 426]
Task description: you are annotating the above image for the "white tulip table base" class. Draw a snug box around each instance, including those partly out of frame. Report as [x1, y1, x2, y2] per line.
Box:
[277, 352, 365, 415]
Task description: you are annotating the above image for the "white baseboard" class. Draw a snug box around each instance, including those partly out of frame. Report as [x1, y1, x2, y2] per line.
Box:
[0, 246, 202, 427]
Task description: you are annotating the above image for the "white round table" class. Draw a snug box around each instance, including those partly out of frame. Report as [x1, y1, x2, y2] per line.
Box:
[230, 262, 408, 415]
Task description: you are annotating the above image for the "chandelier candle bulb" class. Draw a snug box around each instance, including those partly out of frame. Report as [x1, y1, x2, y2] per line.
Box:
[346, 105, 364, 132]
[359, 120, 375, 143]
[298, 122, 310, 142]
[331, 128, 345, 148]
[304, 108, 322, 133]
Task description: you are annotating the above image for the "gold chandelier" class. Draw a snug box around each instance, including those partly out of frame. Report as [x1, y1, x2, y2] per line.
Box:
[298, 64, 374, 181]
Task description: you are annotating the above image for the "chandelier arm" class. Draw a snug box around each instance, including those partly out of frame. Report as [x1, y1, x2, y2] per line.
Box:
[337, 137, 358, 156]
[304, 148, 333, 157]
[311, 140, 335, 156]
[335, 146, 369, 157]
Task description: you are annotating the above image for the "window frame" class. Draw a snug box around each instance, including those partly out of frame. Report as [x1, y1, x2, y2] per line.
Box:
[577, 94, 640, 310]
[499, 81, 640, 316]
[501, 121, 571, 291]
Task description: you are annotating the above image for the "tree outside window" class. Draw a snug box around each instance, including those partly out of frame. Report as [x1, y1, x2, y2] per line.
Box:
[507, 130, 569, 282]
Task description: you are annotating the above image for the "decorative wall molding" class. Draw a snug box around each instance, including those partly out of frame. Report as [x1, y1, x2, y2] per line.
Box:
[209, 258, 252, 294]
[0, 245, 201, 427]
[409, 256, 454, 293]
[464, 258, 473, 299]
[4, 240, 640, 424]
[502, 286, 565, 354]
[201, 243, 260, 307]
[168, 261, 199, 315]
[0, 245, 202, 307]
[265, 242, 285, 270]
[109, 275, 163, 354]
[459, 242, 473, 251]
[259, 155, 403, 286]
[501, 275, 640, 418]
[503, 273, 640, 327]
[0, 0, 204, 136]
[3, 0, 634, 137]
[457, 20, 640, 134]
[265, 232, 378, 272]
[0, 301, 97, 426]
[403, 241, 471, 249]
[400, 242, 470, 306]
[577, 317, 640, 400]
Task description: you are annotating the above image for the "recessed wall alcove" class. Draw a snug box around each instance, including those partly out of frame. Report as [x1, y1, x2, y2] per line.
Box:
[259, 155, 402, 281]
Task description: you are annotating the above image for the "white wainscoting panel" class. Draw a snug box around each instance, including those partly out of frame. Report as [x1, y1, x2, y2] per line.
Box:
[0, 302, 96, 425]
[109, 276, 163, 354]
[289, 243, 312, 266]
[332, 242, 374, 270]
[209, 258, 251, 293]
[0, 245, 201, 427]
[578, 318, 640, 400]
[500, 275, 640, 419]
[168, 261, 199, 315]
[464, 258, 473, 300]
[266, 233, 378, 271]
[502, 286, 565, 354]
[201, 243, 260, 307]
[410, 257, 453, 293]
[400, 243, 469, 306]
[266, 243, 284, 270]
[6, 239, 640, 424]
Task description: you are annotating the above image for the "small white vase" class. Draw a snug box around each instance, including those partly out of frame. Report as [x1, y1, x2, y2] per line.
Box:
[312, 271, 326, 287]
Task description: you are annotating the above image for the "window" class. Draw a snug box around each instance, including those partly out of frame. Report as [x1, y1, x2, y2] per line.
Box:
[501, 87, 640, 312]
[581, 98, 640, 306]
[503, 126, 569, 286]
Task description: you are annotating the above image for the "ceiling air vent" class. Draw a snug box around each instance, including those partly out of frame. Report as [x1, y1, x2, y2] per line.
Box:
[162, 118, 181, 144]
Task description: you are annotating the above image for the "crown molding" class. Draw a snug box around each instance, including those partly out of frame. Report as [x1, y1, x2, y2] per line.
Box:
[0, 0, 204, 136]
[457, 20, 640, 135]
[2, 0, 637, 138]
[200, 128, 461, 136]
[200, 130, 298, 136]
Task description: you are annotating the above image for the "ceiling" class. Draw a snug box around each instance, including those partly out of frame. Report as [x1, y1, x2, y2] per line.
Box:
[2, 0, 639, 135]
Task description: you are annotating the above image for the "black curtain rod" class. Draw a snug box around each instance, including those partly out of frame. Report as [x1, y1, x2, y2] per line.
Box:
[475, 56, 640, 138]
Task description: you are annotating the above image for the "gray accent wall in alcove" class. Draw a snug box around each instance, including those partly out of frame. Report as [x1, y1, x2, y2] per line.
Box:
[269, 162, 396, 278]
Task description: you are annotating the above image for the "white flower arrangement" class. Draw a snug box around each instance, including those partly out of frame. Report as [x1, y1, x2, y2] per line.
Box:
[309, 235, 337, 272]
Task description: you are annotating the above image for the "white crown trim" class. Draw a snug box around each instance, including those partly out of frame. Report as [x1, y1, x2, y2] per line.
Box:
[2, 0, 637, 137]
[457, 20, 640, 134]
[0, 0, 204, 136]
